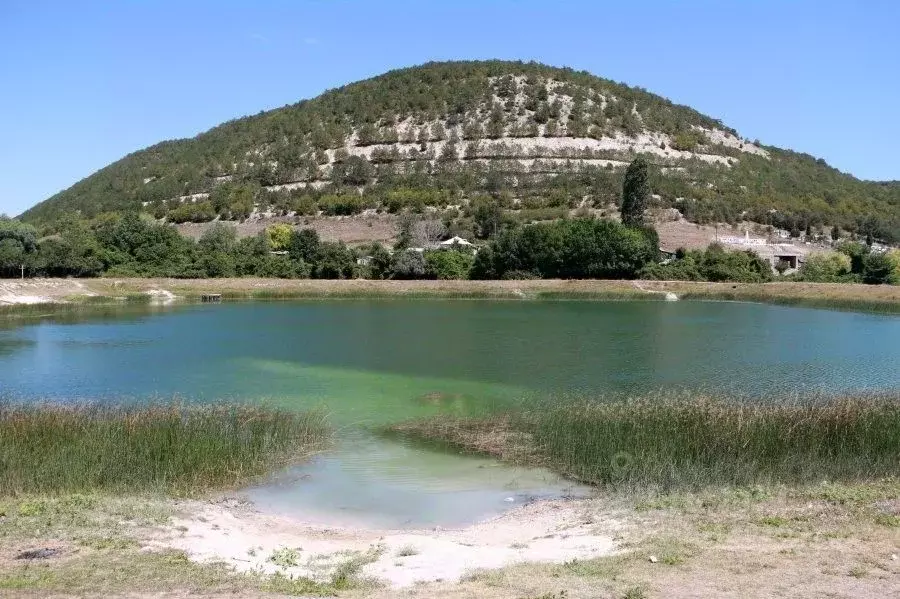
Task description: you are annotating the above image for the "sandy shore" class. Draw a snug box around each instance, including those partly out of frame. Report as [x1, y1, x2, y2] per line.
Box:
[155, 497, 618, 589]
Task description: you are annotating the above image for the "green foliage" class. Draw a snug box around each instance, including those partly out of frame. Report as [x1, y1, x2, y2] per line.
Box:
[391, 392, 900, 491]
[0, 216, 38, 276]
[474, 218, 658, 280]
[640, 243, 773, 283]
[366, 243, 393, 279]
[391, 249, 429, 279]
[862, 252, 895, 284]
[0, 403, 328, 496]
[312, 242, 356, 279]
[317, 194, 366, 216]
[620, 158, 651, 227]
[671, 129, 707, 151]
[166, 201, 216, 224]
[425, 249, 475, 279]
[288, 228, 320, 264]
[265, 223, 293, 251]
[12, 60, 900, 254]
[798, 252, 854, 282]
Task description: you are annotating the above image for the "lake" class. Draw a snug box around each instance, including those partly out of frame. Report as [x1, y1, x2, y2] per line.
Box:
[2, 299, 898, 526]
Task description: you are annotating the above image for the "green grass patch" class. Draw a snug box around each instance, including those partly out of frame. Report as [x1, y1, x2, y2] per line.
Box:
[0, 402, 329, 496]
[387, 392, 900, 491]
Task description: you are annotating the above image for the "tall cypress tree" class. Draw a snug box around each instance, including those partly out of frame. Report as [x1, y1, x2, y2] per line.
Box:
[621, 158, 651, 227]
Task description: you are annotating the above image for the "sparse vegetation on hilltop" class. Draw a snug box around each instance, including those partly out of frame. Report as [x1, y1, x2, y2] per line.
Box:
[16, 60, 900, 244]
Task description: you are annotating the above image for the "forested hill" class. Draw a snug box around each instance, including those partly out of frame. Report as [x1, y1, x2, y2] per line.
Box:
[20, 60, 900, 242]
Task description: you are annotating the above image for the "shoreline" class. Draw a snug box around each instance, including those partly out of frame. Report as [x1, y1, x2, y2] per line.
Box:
[3, 480, 897, 597]
[2, 278, 899, 315]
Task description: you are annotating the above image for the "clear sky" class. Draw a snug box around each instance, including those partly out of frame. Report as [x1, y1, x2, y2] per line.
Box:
[2, 0, 898, 216]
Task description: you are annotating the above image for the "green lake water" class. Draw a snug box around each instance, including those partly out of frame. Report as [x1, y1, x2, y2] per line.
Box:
[1, 299, 898, 527]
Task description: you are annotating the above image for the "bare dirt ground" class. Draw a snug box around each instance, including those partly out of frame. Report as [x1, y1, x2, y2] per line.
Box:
[3, 483, 897, 598]
[176, 214, 398, 245]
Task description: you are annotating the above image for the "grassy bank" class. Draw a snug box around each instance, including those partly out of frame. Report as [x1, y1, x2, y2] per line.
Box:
[388, 393, 900, 491]
[3, 278, 900, 315]
[0, 402, 329, 496]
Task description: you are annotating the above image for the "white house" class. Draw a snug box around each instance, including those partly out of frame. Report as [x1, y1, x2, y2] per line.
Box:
[438, 236, 473, 249]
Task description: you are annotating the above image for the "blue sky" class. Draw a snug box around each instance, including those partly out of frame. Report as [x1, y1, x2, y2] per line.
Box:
[1, 0, 898, 216]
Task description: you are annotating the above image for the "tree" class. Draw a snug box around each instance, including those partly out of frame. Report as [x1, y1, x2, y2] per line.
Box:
[425, 250, 474, 280]
[862, 252, 893, 284]
[368, 243, 392, 279]
[620, 158, 651, 227]
[472, 199, 503, 239]
[288, 228, 320, 264]
[0, 217, 37, 276]
[391, 249, 429, 279]
[312, 242, 356, 279]
[265, 223, 293, 251]
[198, 222, 237, 254]
[332, 156, 374, 187]
[831, 225, 841, 242]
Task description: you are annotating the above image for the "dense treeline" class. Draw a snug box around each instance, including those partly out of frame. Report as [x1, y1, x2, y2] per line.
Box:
[2, 211, 898, 284]
[18, 61, 900, 244]
[0, 213, 653, 281]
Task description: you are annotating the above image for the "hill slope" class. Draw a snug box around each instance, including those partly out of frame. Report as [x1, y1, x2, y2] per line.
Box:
[20, 60, 900, 242]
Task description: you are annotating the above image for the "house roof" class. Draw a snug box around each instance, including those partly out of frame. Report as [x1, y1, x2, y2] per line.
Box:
[439, 236, 473, 246]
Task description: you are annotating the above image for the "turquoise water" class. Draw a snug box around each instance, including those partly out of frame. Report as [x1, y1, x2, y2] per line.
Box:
[2, 300, 898, 526]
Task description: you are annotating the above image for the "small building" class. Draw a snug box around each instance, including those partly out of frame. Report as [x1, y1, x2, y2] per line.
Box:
[438, 236, 473, 249]
[752, 244, 805, 272]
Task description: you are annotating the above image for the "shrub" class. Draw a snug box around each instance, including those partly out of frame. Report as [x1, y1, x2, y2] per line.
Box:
[425, 250, 474, 280]
[798, 252, 853, 282]
[391, 249, 430, 279]
[265, 223, 294, 251]
[641, 244, 772, 283]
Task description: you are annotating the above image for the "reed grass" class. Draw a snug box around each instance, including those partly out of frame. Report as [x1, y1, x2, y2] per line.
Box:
[388, 392, 900, 491]
[0, 402, 329, 496]
[677, 290, 900, 314]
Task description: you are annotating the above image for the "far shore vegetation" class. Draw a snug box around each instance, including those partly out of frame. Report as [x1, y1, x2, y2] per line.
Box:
[2, 157, 899, 287]
[0, 402, 329, 496]
[386, 391, 900, 492]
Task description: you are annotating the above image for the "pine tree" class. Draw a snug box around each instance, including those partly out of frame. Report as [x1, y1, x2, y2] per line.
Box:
[620, 158, 650, 227]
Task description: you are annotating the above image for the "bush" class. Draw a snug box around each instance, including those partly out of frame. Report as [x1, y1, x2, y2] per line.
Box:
[318, 195, 366, 216]
[166, 201, 216, 224]
[265, 223, 293, 250]
[425, 250, 474, 280]
[391, 249, 430, 279]
[640, 243, 773, 283]
[798, 252, 854, 282]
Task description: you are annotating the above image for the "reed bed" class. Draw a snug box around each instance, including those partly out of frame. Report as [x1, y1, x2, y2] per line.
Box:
[0, 402, 329, 496]
[388, 392, 900, 491]
[677, 290, 900, 314]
